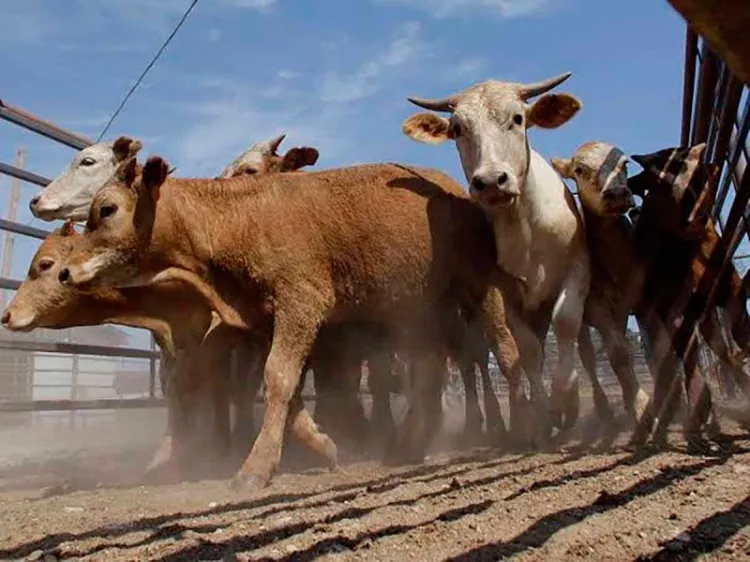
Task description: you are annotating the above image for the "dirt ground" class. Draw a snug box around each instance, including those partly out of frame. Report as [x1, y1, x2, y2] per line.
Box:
[1, 398, 749, 562]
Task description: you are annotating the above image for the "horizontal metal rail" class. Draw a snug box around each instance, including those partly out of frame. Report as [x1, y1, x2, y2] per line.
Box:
[0, 161, 51, 188]
[0, 398, 166, 412]
[0, 218, 50, 240]
[0, 99, 92, 150]
[0, 393, 322, 412]
[0, 278, 20, 291]
[0, 339, 160, 360]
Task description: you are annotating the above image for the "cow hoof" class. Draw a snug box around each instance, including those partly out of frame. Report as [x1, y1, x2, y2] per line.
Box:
[229, 473, 267, 492]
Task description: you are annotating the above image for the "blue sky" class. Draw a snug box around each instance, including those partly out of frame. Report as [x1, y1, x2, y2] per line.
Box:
[0, 0, 695, 345]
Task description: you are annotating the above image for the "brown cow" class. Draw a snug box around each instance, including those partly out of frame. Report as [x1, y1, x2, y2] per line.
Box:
[58, 155, 525, 488]
[217, 133, 319, 177]
[0, 222, 255, 480]
[629, 144, 750, 442]
[554, 141, 750, 444]
[550, 142, 652, 436]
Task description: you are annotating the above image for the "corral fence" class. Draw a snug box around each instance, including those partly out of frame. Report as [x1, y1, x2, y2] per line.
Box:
[0, 100, 161, 423]
[0, 19, 748, 421]
[679, 27, 750, 397]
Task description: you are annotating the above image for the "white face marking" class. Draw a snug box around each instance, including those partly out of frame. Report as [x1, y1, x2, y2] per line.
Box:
[217, 134, 286, 178]
[31, 143, 119, 222]
[451, 84, 528, 201]
[6, 311, 36, 331]
[572, 142, 633, 216]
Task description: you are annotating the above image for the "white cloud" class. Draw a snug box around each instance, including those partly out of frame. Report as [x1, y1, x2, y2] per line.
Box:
[376, 0, 554, 18]
[277, 70, 301, 80]
[175, 100, 347, 177]
[221, 0, 278, 9]
[0, 0, 278, 46]
[455, 58, 486, 78]
[319, 22, 423, 103]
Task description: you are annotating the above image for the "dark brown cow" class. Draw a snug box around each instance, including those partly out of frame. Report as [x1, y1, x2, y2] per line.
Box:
[629, 143, 750, 441]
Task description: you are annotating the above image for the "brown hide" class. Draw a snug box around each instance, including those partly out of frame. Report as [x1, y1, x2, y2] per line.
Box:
[632, 144, 750, 440]
[62, 160, 523, 486]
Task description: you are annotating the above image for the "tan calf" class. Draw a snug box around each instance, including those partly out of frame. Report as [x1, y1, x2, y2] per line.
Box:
[59, 157, 524, 487]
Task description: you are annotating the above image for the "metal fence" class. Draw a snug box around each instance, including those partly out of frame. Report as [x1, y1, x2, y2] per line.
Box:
[0, 99, 160, 413]
[681, 30, 749, 255]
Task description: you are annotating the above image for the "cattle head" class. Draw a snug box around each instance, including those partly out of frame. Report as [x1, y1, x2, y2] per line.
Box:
[30, 137, 144, 222]
[402, 72, 581, 212]
[550, 141, 634, 217]
[0, 222, 109, 331]
[58, 155, 170, 288]
[217, 133, 320, 178]
[628, 142, 720, 239]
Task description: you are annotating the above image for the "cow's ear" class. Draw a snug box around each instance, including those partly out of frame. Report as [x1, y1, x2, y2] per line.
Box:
[550, 156, 573, 179]
[141, 156, 170, 200]
[403, 113, 454, 144]
[115, 156, 138, 188]
[59, 220, 78, 237]
[527, 93, 581, 129]
[112, 136, 143, 162]
[281, 147, 319, 171]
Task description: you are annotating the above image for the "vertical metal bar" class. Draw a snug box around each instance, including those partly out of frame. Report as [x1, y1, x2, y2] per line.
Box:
[704, 61, 729, 161]
[70, 353, 79, 430]
[0, 148, 24, 310]
[710, 75, 744, 166]
[681, 28, 699, 147]
[713, 96, 750, 220]
[692, 44, 720, 146]
[149, 335, 157, 399]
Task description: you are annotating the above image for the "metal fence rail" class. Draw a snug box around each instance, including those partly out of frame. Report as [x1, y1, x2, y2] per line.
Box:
[0, 98, 159, 412]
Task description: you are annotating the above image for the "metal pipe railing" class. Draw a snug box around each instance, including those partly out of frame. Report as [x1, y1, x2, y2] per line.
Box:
[0, 99, 92, 150]
[0, 98, 163, 411]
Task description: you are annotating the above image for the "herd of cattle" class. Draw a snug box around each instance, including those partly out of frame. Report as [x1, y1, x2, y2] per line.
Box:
[1, 71, 749, 489]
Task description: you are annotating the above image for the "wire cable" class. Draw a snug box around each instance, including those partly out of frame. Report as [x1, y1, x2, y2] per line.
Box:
[97, 0, 199, 141]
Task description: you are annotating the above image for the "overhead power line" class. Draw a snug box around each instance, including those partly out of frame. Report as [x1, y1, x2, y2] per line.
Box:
[97, 0, 199, 141]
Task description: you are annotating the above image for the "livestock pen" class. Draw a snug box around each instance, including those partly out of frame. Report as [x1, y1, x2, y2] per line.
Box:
[1, 4, 750, 561]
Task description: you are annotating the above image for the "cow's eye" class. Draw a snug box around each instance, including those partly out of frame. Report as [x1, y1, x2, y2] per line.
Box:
[38, 259, 54, 272]
[99, 204, 117, 219]
[512, 114, 523, 126]
[81, 157, 96, 166]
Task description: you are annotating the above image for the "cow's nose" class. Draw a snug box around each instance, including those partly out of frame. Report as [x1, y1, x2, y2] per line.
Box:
[471, 176, 488, 192]
[0, 311, 9, 325]
[30, 196, 40, 210]
[497, 172, 508, 186]
[58, 268, 70, 284]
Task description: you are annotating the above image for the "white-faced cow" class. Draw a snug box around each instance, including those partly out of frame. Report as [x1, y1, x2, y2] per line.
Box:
[402, 72, 591, 434]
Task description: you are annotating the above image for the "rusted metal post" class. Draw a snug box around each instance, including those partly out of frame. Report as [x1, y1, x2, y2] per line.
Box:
[0, 100, 91, 150]
[0, 148, 25, 310]
[681, 28, 699, 146]
[149, 335, 157, 399]
[691, 45, 719, 146]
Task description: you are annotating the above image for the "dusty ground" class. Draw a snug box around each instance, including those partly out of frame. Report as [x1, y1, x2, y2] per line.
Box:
[1, 406, 749, 562]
